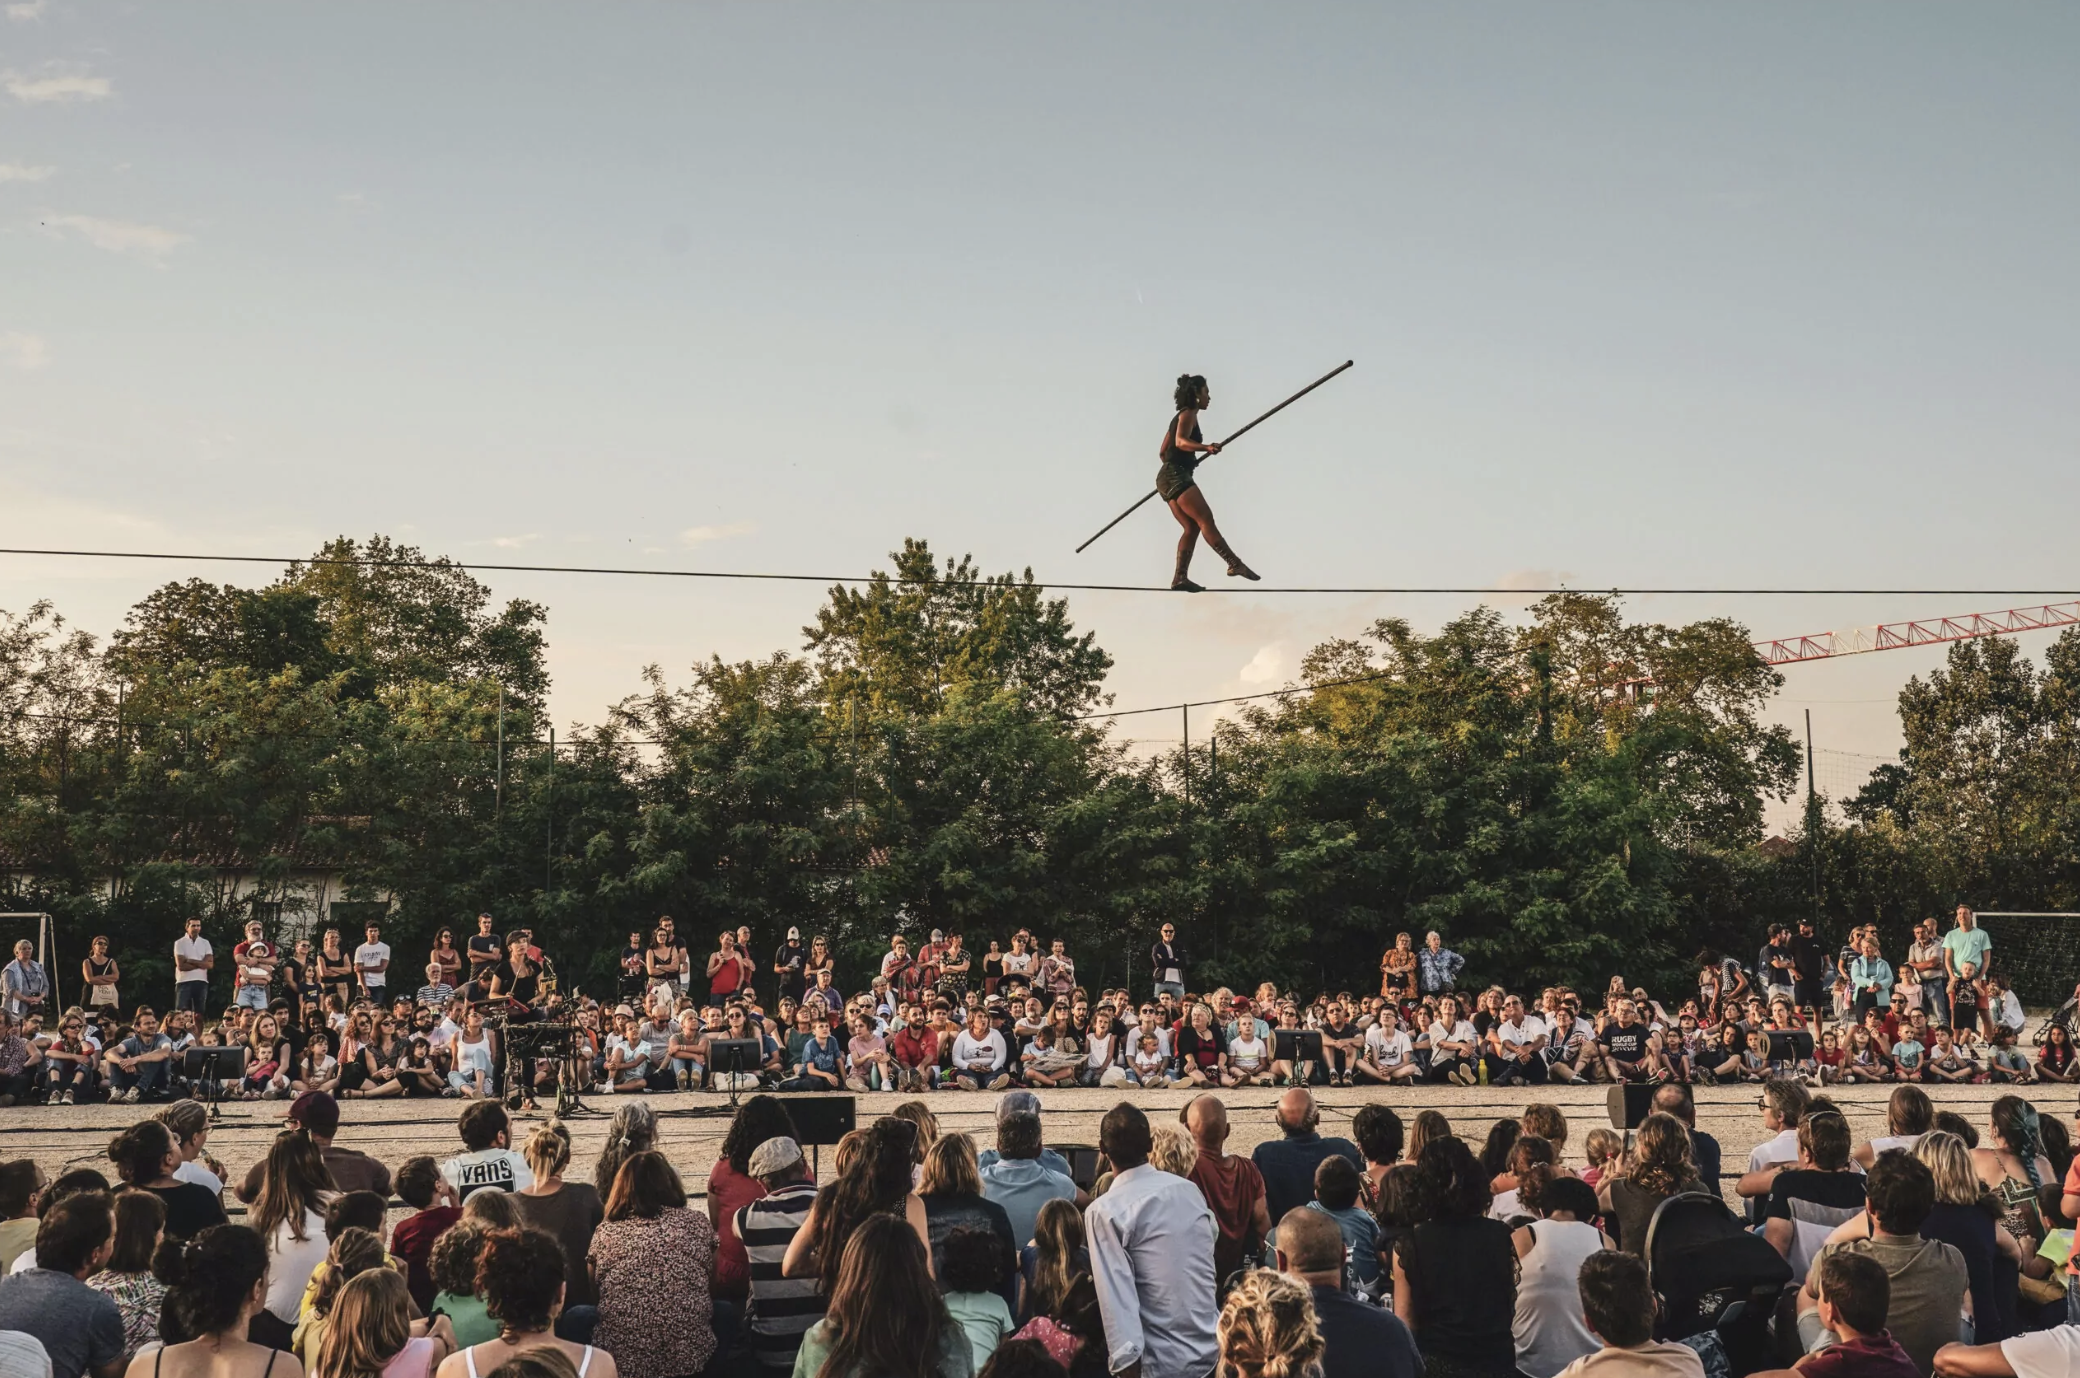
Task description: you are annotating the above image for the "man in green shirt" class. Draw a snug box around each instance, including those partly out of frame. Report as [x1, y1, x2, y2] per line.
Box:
[1942, 906, 1993, 984]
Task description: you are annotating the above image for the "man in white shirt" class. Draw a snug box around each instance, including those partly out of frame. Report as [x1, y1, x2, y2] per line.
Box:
[949, 1008, 1010, 1092]
[1483, 995, 1549, 1086]
[1085, 1103, 1218, 1378]
[440, 1101, 535, 1199]
[354, 922, 391, 1003]
[1935, 1324, 2080, 1377]
[172, 918, 213, 1014]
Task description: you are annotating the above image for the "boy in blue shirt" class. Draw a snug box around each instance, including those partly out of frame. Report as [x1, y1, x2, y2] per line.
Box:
[1304, 1154, 1380, 1296]
[782, 1013, 844, 1091]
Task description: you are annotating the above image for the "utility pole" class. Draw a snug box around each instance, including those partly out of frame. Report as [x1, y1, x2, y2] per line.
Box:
[1805, 710, 1821, 923]
[545, 724, 554, 896]
[1181, 704, 1190, 806]
[495, 682, 504, 816]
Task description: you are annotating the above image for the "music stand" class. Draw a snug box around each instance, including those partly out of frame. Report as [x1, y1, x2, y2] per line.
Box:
[182, 1045, 249, 1122]
[1272, 1029, 1323, 1068]
[705, 1038, 765, 1110]
[1767, 1030, 1815, 1064]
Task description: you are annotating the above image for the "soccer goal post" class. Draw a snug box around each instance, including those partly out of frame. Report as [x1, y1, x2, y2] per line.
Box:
[1970, 912, 2080, 1008]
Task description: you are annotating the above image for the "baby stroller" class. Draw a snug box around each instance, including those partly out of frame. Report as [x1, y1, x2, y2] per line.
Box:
[1643, 1192, 1793, 1377]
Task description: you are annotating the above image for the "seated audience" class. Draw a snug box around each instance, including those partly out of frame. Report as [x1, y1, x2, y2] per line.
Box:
[1552, 1250, 1703, 1378]
[1511, 1169, 1608, 1378]
[1274, 1207, 1419, 1378]
[587, 1153, 715, 1378]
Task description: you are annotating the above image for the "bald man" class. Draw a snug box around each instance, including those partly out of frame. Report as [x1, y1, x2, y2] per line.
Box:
[1250, 1087, 1362, 1225]
[1183, 1095, 1270, 1279]
[1278, 1208, 1421, 1378]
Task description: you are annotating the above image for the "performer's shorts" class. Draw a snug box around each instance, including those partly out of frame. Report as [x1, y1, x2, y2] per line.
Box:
[1155, 463, 1198, 502]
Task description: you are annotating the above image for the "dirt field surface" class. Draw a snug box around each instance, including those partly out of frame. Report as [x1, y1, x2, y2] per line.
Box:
[7, 1081, 2060, 1216]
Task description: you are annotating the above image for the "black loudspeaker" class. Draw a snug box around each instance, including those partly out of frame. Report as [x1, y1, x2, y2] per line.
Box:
[1054, 1144, 1104, 1191]
[1607, 1082, 1656, 1130]
[785, 1095, 857, 1146]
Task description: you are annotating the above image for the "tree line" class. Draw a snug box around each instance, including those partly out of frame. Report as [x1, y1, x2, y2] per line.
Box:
[3, 534, 2074, 999]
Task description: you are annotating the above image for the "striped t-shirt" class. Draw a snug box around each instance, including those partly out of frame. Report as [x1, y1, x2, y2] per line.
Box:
[739, 1181, 825, 1372]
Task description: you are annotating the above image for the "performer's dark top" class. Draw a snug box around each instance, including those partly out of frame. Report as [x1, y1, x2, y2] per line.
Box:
[489, 960, 539, 1005]
[1162, 411, 1203, 472]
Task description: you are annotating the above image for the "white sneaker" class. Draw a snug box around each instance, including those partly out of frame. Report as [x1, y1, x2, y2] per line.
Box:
[61, 1090, 75, 1105]
[122, 1087, 140, 1103]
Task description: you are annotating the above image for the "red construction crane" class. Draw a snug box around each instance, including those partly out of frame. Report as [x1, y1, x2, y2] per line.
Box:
[1754, 601, 2080, 666]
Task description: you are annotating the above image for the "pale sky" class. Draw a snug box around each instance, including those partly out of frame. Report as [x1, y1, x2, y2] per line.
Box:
[4, 3, 2075, 823]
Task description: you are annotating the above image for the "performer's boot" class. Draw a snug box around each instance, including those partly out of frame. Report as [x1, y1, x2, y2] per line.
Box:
[1172, 535, 1204, 592]
[1210, 538, 1260, 581]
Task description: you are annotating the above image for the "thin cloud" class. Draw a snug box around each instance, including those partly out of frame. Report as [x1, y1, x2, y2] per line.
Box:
[5, 69, 111, 103]
[40, 213, 188, 259]
[490, 534, 540, 550]
[0, 162, 54, 182]
[1238, 642, 1287, 685]
[680, 522, 756, 546]
[0, 331, 47, 369]
[5, 1, 48, 20]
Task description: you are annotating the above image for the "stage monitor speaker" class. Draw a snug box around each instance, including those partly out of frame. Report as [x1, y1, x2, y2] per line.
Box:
[1607, 1082, 1656, 1131]
[1054, 1144, 1103, 1191]
[786, 1095, 857, 1147]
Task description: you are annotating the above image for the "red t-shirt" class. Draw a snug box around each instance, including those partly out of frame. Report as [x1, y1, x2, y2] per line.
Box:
[708, 1157, 816, 1299]
[390, 1205, 462, 1312]
[710, 953, 745, 999]
[1794, 1334, 1916, 1378]
[1188, 1151, 1266, 1280]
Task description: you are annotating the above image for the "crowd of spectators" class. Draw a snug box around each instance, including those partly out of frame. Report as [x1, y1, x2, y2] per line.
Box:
[0, 1076, 2075, 1378]
[8, 905, 2074, 1112]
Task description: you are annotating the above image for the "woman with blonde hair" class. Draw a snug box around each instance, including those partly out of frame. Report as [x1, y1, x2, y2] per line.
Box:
[917, 1133, 1015, 1288]
[295, 1226, 390, 1367]
[312, 1268, 450, 1378]
[1149, 1124, 1200, 1178]
[1217, 1269, 1323, 1378]
[1596, 1113, 1698, 1257]
[512, 1122, 603, 1312]
[1018, 1198, 1087, 1326]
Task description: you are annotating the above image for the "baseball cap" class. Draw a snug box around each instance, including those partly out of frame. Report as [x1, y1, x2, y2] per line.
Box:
[1232, 996, 1251, 1010]
[931, 928, 945, 942]
[289, 1090, 340, 1137]
[787, 926, 800, 940]
[996, 1089, 1042, 1121]
[748, 1136, 804, 1177]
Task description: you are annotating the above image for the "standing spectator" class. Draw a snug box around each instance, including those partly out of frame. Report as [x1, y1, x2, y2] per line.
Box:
[235, 1092, 393, 1203]
[1214, 1270, 1323, 1378]
[773, 929, 809, 1005]
[1380, 933, 1418, 1004]
[441, 1103, 534, 1200]
[588, 1152, 715, 1378]
[427, 929, 463, 991]
[106, 1121, 226, 1241]
[1391, 1136, 1517, 1378]
[1597, 1114, 1699, 1257]
[1417, 932, 1463, 998]
[790, 1215, 970, 1378]
[707, 933, 755, 1009]
[510, 1124, 603, 1314]
[709, 1097, 803, 1303]
[1788, 917, 1829, 1017]
[172, 919, 213, 1016]
[389, 1156, 462, 1314]
[737, 1138, 824, 1376]
[1275, 1207, 1420, 1378]
[353, 924, 390, 1005]
[2, 943, 45, 1023]
[1509, 1170, 1608, 1378]
[230, 922, 277, 1013]
[1906, 919, 1949, 1030]
[1039, 943, 1075, 1003]
[313, 932, 354, 1011]
[83, 1191, 165, 1362]
[803, 937, 836, 1001]
[1796, 1151, 1967, 1376]
[1757, 924, 1797, 1002]
[432, 1228, 616, 1378]
[1944, 906, 1993, 986]
[1552, 1250, 1703, 1378]
[1251, 1089, 1363, 1228]
[81, 936, 120, 1019]
[463, 916, 502, 992]
[1849, 936, 1894, 1024]
[1085, 1104, 1218, 1378]
[0, 1193, 123, 1378]
[1185, 1096, 1270, 1282]
[980, 1116, 1077, 1250]
[1150, 926, 1187, 1003]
